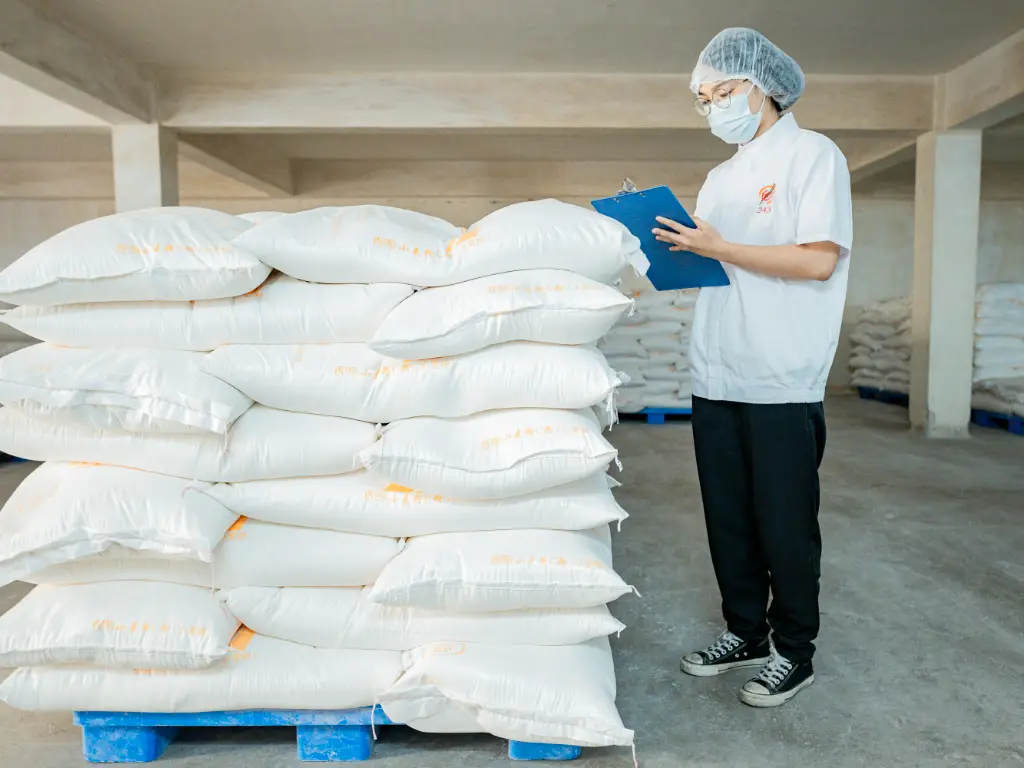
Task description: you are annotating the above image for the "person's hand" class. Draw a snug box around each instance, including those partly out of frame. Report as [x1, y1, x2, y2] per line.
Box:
[653, 216, 727, 260]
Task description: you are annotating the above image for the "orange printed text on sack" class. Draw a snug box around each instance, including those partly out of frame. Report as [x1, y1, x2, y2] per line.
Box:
[334, 358, 453, 377]
[486, 283, 601, 294]
[426, 643, 466, 657]
[489, 555, 607, 570]
[364, 483, 453, 505]
[480, 425, 591, 450]
[223, 516, 249, 540]
[115, 244, 234, 256]
[92, 620, 209, 636]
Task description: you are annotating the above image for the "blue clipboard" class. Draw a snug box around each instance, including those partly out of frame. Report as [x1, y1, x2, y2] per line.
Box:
[592, 185, 730, 291]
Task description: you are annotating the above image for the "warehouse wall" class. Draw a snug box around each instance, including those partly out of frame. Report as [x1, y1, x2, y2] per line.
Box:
[2, 194, 1024, 388]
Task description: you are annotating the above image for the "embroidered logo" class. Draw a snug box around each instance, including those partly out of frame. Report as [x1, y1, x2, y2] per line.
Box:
[757, 184, 775, 215]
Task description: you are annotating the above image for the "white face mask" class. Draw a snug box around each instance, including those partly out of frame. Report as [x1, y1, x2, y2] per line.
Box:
[707, 87, 767, 145]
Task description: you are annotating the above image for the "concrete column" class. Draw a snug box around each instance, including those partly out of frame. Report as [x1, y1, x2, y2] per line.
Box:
[111, 125, 179, 211]
[909, 130, 982, 438]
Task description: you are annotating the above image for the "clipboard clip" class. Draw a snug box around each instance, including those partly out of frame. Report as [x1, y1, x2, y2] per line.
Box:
[617, 178, 639, 195]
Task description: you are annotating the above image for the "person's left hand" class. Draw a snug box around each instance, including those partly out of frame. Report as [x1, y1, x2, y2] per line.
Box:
[653, 216, 727, 259]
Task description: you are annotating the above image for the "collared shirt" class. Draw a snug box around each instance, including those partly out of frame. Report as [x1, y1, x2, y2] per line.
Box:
[690, 113, 853, 404]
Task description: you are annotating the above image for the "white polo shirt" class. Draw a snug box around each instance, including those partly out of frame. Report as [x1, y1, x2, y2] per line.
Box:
[690, 113, 853, 404]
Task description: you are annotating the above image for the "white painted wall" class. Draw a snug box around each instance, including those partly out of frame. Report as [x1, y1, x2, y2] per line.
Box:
[2, 195, 1023, 388]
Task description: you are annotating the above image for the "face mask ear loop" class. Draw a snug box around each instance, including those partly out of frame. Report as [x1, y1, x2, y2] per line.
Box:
[754, 87, 768, 116]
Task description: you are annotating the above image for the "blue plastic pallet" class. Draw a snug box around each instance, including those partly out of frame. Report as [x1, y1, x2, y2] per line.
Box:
[620, 407, 692, 425]
[73, 707, 582, 763]
[971, 408, 1024, 436]
[856, 386, 910, 408]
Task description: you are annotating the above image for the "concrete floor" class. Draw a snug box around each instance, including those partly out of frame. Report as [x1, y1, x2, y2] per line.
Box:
[0, 395, 1022, 767]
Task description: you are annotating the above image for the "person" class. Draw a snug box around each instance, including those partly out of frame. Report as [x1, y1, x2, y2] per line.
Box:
[651, 28, 853, 707]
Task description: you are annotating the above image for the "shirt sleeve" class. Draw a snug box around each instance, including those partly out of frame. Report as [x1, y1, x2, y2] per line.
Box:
[793, 142, 853, 257]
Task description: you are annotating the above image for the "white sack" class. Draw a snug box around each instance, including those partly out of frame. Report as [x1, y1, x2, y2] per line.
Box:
[597, 339, 648, 358]
[380, 637, 633, 748]
[672, 290, 699, 307]
[208, 470, 625, 537]
[975, 317, 1024, 336]
[0, 208, 268, 306]
[632, 291, 677, 309]
[452, 200, 646, 284]
[369, 270, 632, 359]
[233, 205, 462, 284]
[221, 586, 625, 650]
[610, 362, 646, 384]
[0, 462, 236, 586]
[976, 283, 1024, 304]
[645, 351, 687, 367]
[640, 335, 688, 354]
[369, 527, 630, 612]
[631, 380, 679, 396]
[27, 518, 401, 589]
[0, 277, 413, 350]
[0, 582, 239, 669]
[974, 364, 1024, 383]
[0, 344, 251, 434]
[974, 336, 1024, 354]
[360, 408, 617, 500]
[0, 405, 377, 482]
[644, 305, 695, 323]
[642, 365, 691, 383]
[0, 630, 401, 712]
[236, 211, 284, 224]
[204, 342, 623, 421]
[235, 201, 643, 287]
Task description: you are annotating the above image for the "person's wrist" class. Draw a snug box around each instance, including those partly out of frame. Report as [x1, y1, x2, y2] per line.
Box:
[706, 237, 732, 262]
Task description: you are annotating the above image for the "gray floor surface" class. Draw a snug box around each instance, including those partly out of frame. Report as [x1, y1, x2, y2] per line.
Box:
[0, 395, 1021, 767]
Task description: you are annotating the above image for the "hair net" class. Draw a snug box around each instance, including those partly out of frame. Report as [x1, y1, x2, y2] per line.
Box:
[690, 28, 805, 112]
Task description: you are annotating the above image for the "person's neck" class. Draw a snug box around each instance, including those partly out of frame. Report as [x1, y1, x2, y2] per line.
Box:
[752, 108, 782, 140]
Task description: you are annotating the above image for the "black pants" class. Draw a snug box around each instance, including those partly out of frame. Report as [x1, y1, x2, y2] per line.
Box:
[691, 396, 826, 664]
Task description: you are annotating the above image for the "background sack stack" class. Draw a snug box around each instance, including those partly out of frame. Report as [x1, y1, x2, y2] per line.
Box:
[972, 283, 1024, 417]
[600, 288, 698, 412]
[848, 298, 912, 394]
[849, 286, 1024, 418]
[0, 200, 641, 751]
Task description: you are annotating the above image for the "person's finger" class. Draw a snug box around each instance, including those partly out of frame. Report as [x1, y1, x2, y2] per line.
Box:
[692, 216, 711, 230]
[655, 233, 686, 246]
[653, 228, 688, 242]
[654, 217, 686, 234]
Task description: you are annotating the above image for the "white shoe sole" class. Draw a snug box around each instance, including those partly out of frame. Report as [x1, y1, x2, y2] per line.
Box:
[680, 655, 770, 677]
[739, 674, 815, 707]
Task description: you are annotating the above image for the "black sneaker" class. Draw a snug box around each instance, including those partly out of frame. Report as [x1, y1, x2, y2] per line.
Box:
[680, 630, 771, 677]
[739, 652, 815, 707]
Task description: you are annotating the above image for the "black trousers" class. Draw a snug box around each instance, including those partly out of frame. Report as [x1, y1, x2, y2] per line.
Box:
[691, 395, 826, 664]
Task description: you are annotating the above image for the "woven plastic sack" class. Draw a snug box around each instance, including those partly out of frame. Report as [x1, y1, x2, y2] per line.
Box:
[0, 208, 268, 306]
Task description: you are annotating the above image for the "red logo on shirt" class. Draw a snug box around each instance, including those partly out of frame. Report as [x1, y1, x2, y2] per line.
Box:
[757, 184, 776, 214]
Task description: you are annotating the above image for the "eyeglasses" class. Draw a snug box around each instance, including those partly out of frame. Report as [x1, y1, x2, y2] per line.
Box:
[693, 81, 748, 117]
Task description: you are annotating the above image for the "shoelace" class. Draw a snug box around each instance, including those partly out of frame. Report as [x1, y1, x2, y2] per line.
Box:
[704, 631, 742, 660]
[754, 653, 794, 689]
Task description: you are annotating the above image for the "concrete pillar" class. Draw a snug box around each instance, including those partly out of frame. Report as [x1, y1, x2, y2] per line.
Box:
[111, 125, 179, 211]
[909, 130, 982, 438]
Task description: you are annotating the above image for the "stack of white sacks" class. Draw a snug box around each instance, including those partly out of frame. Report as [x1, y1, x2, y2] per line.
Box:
[972, 283, 1024, 417]
[849, 286, 1024, 418]
[599, 287, 697, 412]
[848, 298, 912, 394]
[0, 201, 646, 751]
